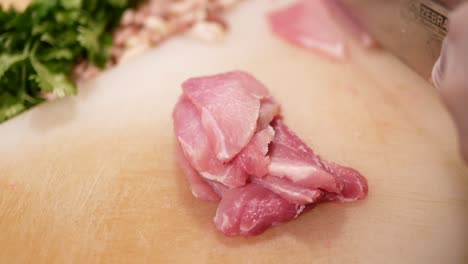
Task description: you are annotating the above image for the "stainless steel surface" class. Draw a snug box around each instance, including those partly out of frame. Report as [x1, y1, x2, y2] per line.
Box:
[341, 0, 454, 79]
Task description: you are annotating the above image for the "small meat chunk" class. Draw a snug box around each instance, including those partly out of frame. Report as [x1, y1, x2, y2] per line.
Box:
[214, 183, 299, 236]
[234, 126, 275, 178]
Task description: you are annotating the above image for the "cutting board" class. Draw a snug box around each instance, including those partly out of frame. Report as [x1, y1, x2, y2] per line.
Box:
[1, 1, 467, 263]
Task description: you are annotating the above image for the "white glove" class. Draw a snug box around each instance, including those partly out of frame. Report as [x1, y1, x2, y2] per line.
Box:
[432, 2, 468, 162]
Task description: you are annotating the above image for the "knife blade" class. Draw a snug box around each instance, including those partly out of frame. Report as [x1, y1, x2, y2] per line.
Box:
[340, 0, 457, 79]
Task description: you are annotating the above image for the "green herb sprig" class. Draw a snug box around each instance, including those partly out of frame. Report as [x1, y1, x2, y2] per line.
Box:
[0, 0, 138, 122]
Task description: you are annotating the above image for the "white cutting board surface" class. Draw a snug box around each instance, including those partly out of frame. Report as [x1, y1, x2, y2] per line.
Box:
[1, 1, 467, 263]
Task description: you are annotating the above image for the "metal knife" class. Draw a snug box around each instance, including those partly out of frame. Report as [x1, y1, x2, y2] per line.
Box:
[340, 0, 462, 79]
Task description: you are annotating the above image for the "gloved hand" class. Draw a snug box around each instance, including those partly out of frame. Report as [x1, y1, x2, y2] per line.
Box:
[432, 2, 468, 162]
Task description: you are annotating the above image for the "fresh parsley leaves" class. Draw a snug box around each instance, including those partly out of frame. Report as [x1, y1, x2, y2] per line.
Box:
[0, 0, 137, 123]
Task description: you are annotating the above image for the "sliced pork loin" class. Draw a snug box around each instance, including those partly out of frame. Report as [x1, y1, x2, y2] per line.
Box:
[173, 70, 368, 236]
[173, 96, 248, 188]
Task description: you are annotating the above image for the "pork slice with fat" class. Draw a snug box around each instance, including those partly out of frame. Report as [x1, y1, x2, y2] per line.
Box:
[268, 120, 342, 193]
[175, 145, 220, 201]
[182, 71, 271, 162]
[173, 96, 247, 188]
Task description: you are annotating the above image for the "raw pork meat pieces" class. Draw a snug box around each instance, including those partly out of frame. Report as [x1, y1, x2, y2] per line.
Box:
[173, 71, 368, 236]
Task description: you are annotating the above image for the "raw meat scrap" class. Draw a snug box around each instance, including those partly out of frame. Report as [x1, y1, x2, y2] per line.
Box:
[268, 0, 347, 59]
[323, 0, 375, 48]
[267, 0, 375, 60]
[173, 70, 369, 236]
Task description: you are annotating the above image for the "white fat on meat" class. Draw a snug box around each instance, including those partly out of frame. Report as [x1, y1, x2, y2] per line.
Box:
[252, 175, 322, 205]
[268, 162, 324, 181]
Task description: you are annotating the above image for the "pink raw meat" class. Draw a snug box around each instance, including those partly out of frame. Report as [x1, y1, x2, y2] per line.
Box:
[182, 71, 270, 162]
[175, 145, 220, 201]
[173, 96, 209, 170]
[173, 96, 247, 188]
[268, 120, 342, 193]
[214, 183, 298, 236]
[252, 175, 323, 205]
[323, 0, 375, 47]
[268, 0, 347, 59]
[173, 71, 369, 236]
[268, 120, 369, 202]
[206, 180, 229, 197]
[321, 160, 369, 202]
[234, 126, 275, 178]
